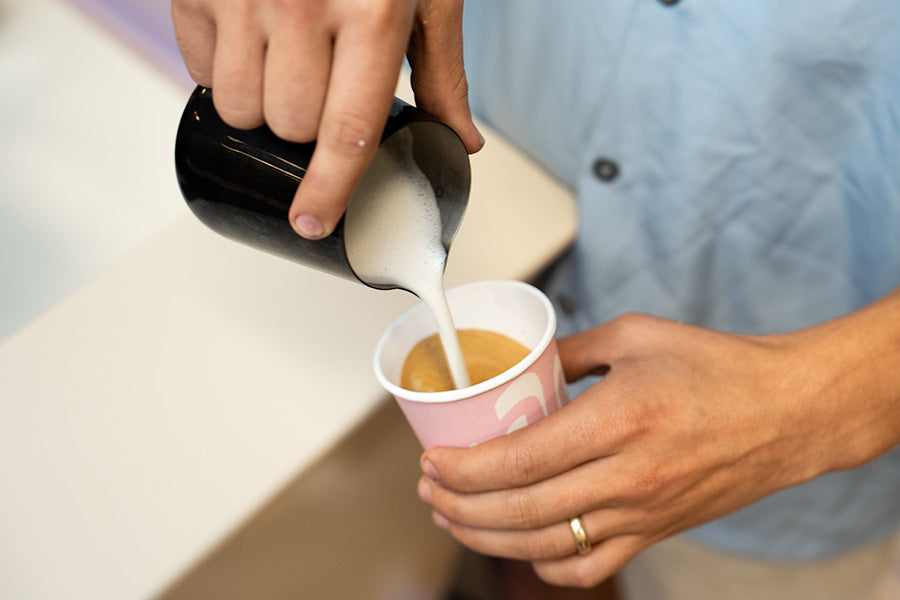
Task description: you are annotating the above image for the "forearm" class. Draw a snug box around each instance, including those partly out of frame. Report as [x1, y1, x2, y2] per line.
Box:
[782, 286, 900, 477]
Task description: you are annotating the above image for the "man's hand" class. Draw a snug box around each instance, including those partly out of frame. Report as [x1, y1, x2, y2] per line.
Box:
[172, 0, 483, 239]
[417, 299, 900, 588]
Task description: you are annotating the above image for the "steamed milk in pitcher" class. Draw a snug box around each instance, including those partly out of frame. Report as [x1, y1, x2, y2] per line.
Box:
[344, 131, 472, 389]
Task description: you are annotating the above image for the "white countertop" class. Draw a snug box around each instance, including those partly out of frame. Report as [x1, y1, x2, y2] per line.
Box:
[0, 1, 577, 598]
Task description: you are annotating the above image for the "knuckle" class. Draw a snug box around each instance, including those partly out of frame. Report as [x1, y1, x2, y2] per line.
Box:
[413, 60, 469, 96]
[619, 463, 666, 502]
[266, 0, 323, 27]
[217, 105, 264, 130]
[451, 73, 471, 105]
[214, 0, 257, 24]
[599, 401, 642, 448]
[608, 311, 648, 339]
[534, 557, 606, 589]
[608, 311, 673, 354]
[264, 83, 324, 143]
[523, 531, 571, 561]
[269, 0, 304, 14]
[520, 537, 547, 561]
[440, 63, 471, 99]
[356, 0, 403, 28]
[213, 94, 263, 130]
[414, 70, 471, 122]
[502, 445, 540, 487]
[531, 562, 557, 586]
[569, 561, 606, 589]
[505, 489, 543, 529]
[294, 167, 337, 204]
[627, 472, 658, 500]
[266, 113, 317, 143]
[321, 111, 378, 156]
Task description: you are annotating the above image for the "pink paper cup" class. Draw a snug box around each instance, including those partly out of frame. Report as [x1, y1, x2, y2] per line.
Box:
[374, 279, 569, 448]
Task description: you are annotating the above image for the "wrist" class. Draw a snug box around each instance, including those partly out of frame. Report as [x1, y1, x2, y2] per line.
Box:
[777, 291, 900, 478]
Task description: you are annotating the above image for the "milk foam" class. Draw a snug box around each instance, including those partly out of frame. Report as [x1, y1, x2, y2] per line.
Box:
[344, 131, 471, 389]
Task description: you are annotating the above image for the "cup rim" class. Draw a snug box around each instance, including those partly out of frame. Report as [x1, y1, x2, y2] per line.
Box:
[373, 279, 556, 404]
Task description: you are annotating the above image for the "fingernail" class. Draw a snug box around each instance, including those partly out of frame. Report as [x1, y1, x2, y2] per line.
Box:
[432, 511, 450, 531]
[417, 478, 432, 505]
[294, 214, 325, 239]
[422, 459, 439, 481]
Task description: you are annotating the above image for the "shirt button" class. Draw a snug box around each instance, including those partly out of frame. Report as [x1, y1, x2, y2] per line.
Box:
[558, 294, 577, 316]
[659, 0, 681, 5]
[592, 158, 620, 182]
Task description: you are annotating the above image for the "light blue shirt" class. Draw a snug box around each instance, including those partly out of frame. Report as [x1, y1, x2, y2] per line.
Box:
[463, 0, 900, 560]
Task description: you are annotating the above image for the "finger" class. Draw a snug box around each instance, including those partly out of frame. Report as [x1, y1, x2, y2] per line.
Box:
[288, 8, 415, 239]
[407, 1, 484, 153]
[171, 0, 216, 86]
[427, 504, 633, 562]
[532, 534, 646, 589]
[433, 513, 576, 562]
[261, 8, 331, 142]
[210, 5, 266, 130]
[421, 397, 611, 494]
[557, 327, 616, 383]
[419, 446, 643, 530]
[560, 313, 696, 383]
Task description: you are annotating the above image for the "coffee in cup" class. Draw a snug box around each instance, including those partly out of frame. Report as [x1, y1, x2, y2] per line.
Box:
[401, 329, 531, 393]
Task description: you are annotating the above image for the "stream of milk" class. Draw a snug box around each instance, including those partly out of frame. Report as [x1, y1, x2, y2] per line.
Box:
[344, 131, 471, 389]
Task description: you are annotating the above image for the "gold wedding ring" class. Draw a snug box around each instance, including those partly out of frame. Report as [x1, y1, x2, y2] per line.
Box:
[569, 515, 592, 555]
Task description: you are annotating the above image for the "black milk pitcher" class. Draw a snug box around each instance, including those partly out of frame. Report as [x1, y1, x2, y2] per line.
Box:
[174, 86, 471, 289]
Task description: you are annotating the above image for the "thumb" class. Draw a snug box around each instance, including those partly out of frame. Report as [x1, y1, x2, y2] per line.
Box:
[558, 326, 616, 383]
[559, 313, 677, 382]
[407, 1, 484, 153]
